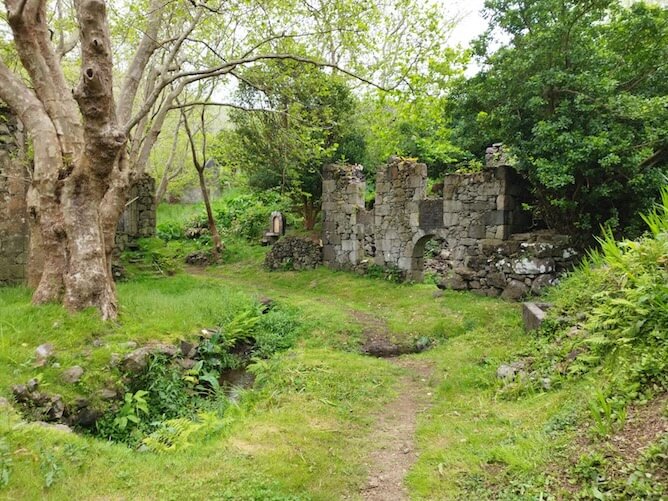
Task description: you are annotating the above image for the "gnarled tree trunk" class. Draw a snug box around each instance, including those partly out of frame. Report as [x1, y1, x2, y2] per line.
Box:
[1, 0, 126, 319]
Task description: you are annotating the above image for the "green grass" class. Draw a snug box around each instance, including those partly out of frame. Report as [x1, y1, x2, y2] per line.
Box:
[157, 202, 201, 227]
[0, 347, 400, 500]
[0, 247, 642, 499]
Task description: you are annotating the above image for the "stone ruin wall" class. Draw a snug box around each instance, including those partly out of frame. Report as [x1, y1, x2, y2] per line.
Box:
[322, 146, 578, 299]
[0, 107, 156, 284]
[0, 107, 29, 285]
[373, 158, 428, 270]
[114, 174, 157, 253]
[321, 164, 367, 268]
[440, 231, 578, 299]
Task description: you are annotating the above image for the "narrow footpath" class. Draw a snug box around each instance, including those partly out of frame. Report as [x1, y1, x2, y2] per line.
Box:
[360, 358, 434, 501]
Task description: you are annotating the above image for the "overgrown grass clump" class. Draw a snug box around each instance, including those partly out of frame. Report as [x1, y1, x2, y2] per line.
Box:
[491, 188, 668, 497]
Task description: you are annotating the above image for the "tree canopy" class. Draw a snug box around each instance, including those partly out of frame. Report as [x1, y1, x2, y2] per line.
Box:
[449, 0, 668, 238]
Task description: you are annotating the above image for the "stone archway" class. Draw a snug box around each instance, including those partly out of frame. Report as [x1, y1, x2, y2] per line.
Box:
[408, 233, 437, 282]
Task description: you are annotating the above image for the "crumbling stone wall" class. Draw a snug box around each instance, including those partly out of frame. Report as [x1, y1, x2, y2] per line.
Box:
[265, 236, 322, 270]
[373, 157, 429, 271]
[321, 146, 578, 297]
[437, 231, 577, 299]
[114, 174, 157, 253]
[321, 164, 367, 267]
[0, 107, 29, 285]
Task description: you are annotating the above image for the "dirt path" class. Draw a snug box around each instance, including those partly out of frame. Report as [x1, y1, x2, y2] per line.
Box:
[360, 357, 434, 501]
[185, 270, 434, 499]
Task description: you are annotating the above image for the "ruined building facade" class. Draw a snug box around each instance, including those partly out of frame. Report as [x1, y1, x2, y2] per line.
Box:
[322, 147, 578, 298]
[0, 106, 29, 285]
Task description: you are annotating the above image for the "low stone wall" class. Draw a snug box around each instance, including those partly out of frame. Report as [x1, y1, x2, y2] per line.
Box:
[0, 107, 29, 285]
[265, 236, 323, 271]
[437, 231, 578, 299]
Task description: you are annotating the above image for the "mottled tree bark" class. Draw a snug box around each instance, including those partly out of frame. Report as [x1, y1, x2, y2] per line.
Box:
[1, 0, 124, 319]
[0, 0, 169, 319]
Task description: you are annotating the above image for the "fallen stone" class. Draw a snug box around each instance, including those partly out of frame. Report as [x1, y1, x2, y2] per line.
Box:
[496, 361, 527, 380]
[501, 280, 529, 301]
[179, 340, 196, 358]
[34, 343, 55, 366]
[437, 274, 468, 291]
[522, 302, 552, 332]
[26, 378, 39, 392]
[97, 388, 118, 401]
[69, 406, 102, 428]
[62, 366, 84, 384]
[12, 384, 28, 401]
[13, 383, 66, 421]
[496, 364, 515, 379]
[34, 422, 72, 433]
[185, 250, 214, 266]
[432, 289, 444, 298]
[531, 274, 555, 295]
[122, 343, 178, 373]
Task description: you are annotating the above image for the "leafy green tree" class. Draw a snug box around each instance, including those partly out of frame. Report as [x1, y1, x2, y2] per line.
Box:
[449, 0, 668, 239]
[214, 60, 365, 229]
[360, 48, 469, 179]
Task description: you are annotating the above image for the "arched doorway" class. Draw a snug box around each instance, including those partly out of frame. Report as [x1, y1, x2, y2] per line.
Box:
[409, 234, 437, 282]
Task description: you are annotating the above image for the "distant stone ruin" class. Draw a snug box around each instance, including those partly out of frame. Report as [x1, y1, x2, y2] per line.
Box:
[322, 146, 578, 298]
[0, 107, 156, 285]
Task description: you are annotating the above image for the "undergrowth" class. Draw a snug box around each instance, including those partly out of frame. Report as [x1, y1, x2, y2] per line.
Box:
[493, 187, 668, 498]
[93, 303, 303, 448]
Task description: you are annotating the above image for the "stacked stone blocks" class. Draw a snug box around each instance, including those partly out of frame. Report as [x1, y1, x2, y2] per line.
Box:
[115, 174, 157, 253]
[321, 164, 367, 268]
[321, 147, 577, 298]
[1, 106, 157, 284]
[0, 107, 28, 285]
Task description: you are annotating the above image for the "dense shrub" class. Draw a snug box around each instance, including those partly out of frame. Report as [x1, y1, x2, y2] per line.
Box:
[179, 191, 293, 242]
[450, 2, 668, 240]
[527, 187, 668, 404]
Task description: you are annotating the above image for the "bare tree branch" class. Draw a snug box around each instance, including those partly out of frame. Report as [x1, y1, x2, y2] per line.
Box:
[116, 0, 164, 124]
[169, 101, 283, 113]
[125, 52, 389, 134]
